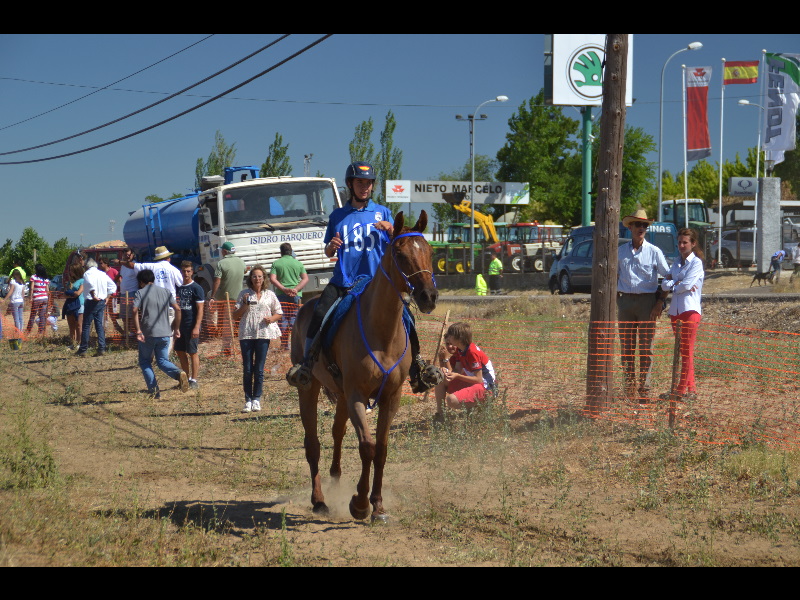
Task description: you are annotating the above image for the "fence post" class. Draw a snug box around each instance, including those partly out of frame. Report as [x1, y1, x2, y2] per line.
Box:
[225, 292, 236, 359]
[668, 319, 682, 428]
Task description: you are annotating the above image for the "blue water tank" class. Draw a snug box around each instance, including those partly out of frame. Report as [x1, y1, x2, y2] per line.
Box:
[123, 196, 200, 261]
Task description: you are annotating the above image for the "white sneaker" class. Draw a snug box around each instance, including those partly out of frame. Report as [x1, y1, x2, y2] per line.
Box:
[242, 401, 252, 413]
[252, 399, 262, 412]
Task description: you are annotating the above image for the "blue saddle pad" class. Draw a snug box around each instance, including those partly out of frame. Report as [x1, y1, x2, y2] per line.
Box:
[323, 275, 415, 350]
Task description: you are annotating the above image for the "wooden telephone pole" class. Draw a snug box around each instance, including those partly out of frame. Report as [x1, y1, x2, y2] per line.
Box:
[585, 34, 628, 416]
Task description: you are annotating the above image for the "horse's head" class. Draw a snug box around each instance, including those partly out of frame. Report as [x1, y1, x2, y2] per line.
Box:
[388, 210, 438, 314]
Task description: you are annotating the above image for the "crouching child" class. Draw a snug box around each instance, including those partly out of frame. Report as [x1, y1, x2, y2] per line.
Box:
[434, 321, 496, 420]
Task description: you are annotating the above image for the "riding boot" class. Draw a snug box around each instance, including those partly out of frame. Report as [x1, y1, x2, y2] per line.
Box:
[408, 327, 443, 393]
[286, 337, 317, 390]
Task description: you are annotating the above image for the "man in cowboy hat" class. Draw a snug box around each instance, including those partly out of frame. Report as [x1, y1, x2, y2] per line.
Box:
[618, 208, 670, 402]
[126, 246, 183, 300]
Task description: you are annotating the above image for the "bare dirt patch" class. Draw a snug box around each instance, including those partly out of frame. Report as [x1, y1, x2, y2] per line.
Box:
[1, 280, 799, 566]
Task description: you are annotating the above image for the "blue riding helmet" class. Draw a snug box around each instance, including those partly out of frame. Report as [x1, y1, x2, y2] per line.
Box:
[346, 161, 376, 182]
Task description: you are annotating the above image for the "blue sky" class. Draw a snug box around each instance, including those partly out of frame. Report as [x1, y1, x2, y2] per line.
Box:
[0, 33, 797, 246]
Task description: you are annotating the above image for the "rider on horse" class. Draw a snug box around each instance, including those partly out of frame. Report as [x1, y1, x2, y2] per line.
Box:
[286, 161, 442, 393]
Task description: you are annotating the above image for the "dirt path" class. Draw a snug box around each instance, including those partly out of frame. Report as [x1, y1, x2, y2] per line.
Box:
[1, 279, 799, 566]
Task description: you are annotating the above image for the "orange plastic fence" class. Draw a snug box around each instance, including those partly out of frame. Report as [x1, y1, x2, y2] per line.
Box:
[5, 295, 800, 450]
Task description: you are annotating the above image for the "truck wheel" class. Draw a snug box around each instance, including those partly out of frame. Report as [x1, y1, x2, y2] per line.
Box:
[508, 255, 523, 272]
[434, 253, 448, 274]
[559, 272, 573, 295]
[452, 259, 470, 274]
[533, 256, 544, 272]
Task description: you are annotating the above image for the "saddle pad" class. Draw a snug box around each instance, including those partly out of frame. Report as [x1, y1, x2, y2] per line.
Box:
[323, 275, 415, 349]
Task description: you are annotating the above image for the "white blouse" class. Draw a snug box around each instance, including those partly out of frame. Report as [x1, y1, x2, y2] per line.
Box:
[234, 288, 283, 340]
[661, 252, 703, 316]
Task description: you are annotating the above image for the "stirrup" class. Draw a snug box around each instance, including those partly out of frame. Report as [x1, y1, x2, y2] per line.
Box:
[286, 363, 313, 390]
[409, 358, 443, 393]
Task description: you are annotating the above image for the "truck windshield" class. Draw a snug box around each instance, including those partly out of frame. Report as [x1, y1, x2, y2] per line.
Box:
[222, 181, 334, 230]
[662, 201, 707, 225]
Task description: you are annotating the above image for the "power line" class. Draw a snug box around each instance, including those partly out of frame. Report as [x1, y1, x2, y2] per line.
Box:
[0, 34, 333, 166]
[0, 34, 216, 132]
[0, 34, 291, 156]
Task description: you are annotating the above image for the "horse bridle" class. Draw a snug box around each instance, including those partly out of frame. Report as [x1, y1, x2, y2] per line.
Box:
[378, 231, 436, 306]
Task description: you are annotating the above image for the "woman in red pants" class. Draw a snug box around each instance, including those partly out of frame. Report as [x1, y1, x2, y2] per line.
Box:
[660, 228, 704, 400]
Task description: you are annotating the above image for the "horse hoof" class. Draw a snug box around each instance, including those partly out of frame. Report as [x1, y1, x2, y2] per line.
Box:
[312, 502, 329, 516]
[371, 512, 390, 524]
[349, 496, 370, 520]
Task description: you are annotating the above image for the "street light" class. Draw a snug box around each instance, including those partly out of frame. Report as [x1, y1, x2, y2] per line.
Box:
[456, 95, 508, 271]
[658, 42, 702, 213]
[739, 98, 765, 267]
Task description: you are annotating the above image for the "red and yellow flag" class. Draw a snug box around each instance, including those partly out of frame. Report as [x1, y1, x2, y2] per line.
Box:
[723, 61, 759, 85]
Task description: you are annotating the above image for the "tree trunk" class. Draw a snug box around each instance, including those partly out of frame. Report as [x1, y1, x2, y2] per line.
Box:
[585, 35, 628, 416]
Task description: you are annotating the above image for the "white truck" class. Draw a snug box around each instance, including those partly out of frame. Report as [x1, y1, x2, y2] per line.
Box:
[123, 166, 343, 298]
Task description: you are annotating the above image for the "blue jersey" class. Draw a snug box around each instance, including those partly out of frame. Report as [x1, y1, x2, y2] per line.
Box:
[325, 199, 393, 287]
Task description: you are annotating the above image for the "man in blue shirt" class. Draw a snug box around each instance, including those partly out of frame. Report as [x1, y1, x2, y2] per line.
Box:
[617, 209, 670, 401]
[287, 161, 440, 393]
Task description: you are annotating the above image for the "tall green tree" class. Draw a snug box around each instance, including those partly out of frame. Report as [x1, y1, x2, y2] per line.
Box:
[496, 90, 581, 225]
[0, 227, 77, 279]
[375, 110, 403, 206]
[260, 132, 292, 177]
[348, 118, 375, 166]
[594, 125, 657, 218]
[195, 130, 237, 189]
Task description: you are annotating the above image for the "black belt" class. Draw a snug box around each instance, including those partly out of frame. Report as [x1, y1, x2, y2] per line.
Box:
[617, 292, 651, 297]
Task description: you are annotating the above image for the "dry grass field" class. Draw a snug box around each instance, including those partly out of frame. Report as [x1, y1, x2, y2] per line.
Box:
[1, 272, 799, 566]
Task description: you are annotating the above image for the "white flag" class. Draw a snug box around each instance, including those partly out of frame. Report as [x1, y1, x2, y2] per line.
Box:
[764, 53, 800, 166]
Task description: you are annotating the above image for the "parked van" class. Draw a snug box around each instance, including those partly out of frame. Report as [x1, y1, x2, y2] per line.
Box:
[548, 221, 679, 294]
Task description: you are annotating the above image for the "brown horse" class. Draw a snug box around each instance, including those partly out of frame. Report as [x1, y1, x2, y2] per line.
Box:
[291, 210, 438, 522]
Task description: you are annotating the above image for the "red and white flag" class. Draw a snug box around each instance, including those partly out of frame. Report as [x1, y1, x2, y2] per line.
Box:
[685, 66, 712, 161]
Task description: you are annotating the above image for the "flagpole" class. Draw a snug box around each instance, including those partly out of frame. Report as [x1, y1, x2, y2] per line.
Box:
[718, 58, 725, 268]
[682, 64, 689, 228]
[754, 49, 767, 267]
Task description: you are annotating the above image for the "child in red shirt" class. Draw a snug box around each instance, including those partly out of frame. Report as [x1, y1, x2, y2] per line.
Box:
[434, 321, 496, 420]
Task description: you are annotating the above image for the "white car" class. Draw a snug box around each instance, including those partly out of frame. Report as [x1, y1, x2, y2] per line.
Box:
[711, 228, 793, 269]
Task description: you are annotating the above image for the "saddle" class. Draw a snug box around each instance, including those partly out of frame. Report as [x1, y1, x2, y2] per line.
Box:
[320, 275, 416, 379]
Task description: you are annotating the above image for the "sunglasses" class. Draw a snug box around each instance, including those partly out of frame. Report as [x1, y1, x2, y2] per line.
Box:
[631, 221, 650, 229]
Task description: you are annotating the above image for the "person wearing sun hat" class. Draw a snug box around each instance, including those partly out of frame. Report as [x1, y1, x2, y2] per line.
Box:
[617, 208, 670, 402]
[127, 245, 183, 301]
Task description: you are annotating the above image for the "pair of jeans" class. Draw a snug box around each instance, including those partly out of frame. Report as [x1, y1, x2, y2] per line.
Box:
[8, 303, 24, 335]
[79, 299, 106, 352]
[138, 336, 182, 392]
[240, 338, 270, 400]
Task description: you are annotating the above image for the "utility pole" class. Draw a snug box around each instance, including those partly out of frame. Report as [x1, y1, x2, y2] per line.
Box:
[585, 34, 628, 416]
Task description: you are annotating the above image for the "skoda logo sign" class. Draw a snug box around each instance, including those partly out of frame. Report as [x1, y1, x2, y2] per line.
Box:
[566, 44, 605, 101]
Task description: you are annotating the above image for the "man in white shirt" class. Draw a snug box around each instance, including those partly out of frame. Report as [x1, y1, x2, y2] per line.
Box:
[122, 245, 184, 352]
[77, 258, 118, 357]
[617, 209, 670, 401]
[128, 246, 183, 300]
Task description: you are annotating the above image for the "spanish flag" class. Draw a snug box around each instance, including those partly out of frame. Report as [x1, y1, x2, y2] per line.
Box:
[723, 61, 759, 85]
